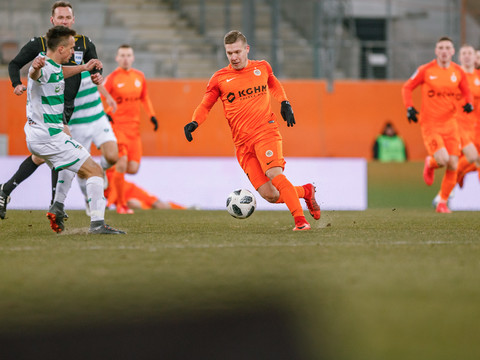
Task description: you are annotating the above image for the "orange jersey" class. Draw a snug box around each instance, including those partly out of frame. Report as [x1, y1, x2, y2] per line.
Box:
[402, 59, 472, 124]
[455, 70, 480, 144]
[458, 70, 480, 117]
[192, 60, 288, 146]
[103, 67, 155, 135]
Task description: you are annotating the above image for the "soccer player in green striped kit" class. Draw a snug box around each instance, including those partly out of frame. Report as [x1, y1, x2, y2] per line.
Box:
[25, 25, 124, 234]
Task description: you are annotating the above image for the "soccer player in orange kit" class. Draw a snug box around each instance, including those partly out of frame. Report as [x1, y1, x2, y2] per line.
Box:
[450, 45, 480, 190]
[103, 44, 158, 214]
[402, 36, 474, 213]
[184, 30, 320, 231]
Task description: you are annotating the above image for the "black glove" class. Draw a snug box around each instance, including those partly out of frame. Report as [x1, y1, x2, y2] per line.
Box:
[280, 101, 295, 127]
[184, 121, 198, 142]
[407, 106, 419, 123]
[151, 116, 158, 131]
[106, 114, 113, 123]
[463, 103, 473, 114]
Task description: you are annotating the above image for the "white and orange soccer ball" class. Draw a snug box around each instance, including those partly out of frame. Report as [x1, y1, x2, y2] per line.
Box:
[226, 189, 256, 219]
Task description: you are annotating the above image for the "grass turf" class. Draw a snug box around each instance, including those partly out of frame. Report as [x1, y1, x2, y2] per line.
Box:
[0, 161, 479, 359]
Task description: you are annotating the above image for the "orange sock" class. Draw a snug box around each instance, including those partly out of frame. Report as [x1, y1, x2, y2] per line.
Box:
[112, 170, 127, 208]
[168, 201, 186, 210]
[440, 169, 457, 201]
[456, 156, 475, 184]
[276, 185, 305, 203]
[429, 156, 439, 169]
[271, 174, 304, 217]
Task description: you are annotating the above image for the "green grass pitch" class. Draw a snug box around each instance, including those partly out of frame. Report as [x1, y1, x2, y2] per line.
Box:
[1, 162, 479, 359]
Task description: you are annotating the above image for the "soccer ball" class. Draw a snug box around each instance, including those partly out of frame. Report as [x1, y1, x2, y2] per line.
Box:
[226, 189, 256, 219]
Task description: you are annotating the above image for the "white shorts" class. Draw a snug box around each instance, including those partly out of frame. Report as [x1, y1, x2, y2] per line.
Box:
[27, 131, 91, 172]
[69, 116, 117, 150]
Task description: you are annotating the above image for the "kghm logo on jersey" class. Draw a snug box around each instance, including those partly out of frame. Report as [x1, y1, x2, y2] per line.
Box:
[427, 89, 459, 99]
[226, 84, 268, 103]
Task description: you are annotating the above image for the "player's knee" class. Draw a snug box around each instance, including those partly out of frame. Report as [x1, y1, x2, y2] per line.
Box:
[465, 152, 478, 164]
[103, 142, 119, 165]
[127, 162, 140, 174]
[31, 154, 45, 165]
[105, 152, 119, 166]
[80, 158, 103, 179]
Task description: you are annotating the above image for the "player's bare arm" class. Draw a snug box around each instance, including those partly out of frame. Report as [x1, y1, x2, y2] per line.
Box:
[97, 84, 117, 113]
[63, 59, 102, 79]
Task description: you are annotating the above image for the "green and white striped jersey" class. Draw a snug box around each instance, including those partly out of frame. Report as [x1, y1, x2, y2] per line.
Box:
[25, 53, 65, 141]
[69, 71, 107, 125]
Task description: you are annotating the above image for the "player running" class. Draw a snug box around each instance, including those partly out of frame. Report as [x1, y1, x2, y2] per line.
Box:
[450, 46, 480, 190]
[184, 30, 320, 231]
[402, 36, 473, 213]
[102, 44, 158, 214]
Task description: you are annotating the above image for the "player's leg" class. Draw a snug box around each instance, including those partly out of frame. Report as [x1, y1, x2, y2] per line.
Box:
[243, 135, 311, 231]
[455, 144, 478, 188]
[436, 126, 461, 213]
[75, 157, 123, 234]
[437, 155, 458, 213]
[125, 137, 142, 175]
[110, 155, 132, 214]
[99, 140, 119, 171]
[104, 134, 132, 214]
[49, 169, 76, 220]
[40, 133, 124, 234]
[422, 127, 445, 186]
[0, 155, 44, 220]
[276, 183, 320, 220]
[256, 132, 317, 227]
[83, 137, 117, 213]
[93, 115, 119, 171]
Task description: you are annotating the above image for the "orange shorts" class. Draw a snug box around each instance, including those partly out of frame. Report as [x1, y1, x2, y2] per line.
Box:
[236, 127, 286, 190]
[115, 130, 142, 163]
[421, 119, 460, 156]
[457, 115, 476, 148]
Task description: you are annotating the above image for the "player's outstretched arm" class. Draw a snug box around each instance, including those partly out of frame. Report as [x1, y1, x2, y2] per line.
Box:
[63, 59, 102, 79]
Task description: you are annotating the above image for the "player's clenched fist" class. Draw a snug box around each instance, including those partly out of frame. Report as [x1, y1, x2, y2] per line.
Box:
[32, 55, 46, 70]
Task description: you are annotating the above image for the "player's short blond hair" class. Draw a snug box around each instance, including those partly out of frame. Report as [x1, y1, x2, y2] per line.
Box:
[224, 30, 247, 45]
[460, 44, 475, 51]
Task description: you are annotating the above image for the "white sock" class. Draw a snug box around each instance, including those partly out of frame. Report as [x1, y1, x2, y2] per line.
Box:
[55, 170, 75, 204]
[86, 176, 106, 222]
[77, 177, 87, 199]
[100, 155, 114, 171]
